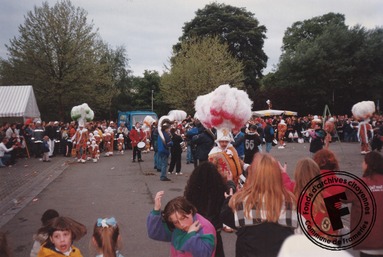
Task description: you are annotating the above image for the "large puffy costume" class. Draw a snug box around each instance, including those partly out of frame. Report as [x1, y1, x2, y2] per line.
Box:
[142, 115, 157, 153]
[71, 103, 94, 163]
[352, 101, 375, 154]
[277, 119, 287, 149]
[195, 84, 253, 185]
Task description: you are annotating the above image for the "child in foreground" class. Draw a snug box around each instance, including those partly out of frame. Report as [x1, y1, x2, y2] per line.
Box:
[92, 217, 124, 257]
[37, 216, 86, 257]
[147, 191, 216, 257]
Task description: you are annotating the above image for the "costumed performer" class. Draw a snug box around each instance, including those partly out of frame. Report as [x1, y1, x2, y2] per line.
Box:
[308, 115, 326, 155]
[89, 139, 100, 162]
[352, 101, 375, 154]
[117, 134, 124, 154]
[324, 117, 336, 149]
[142, 115, 156, 153]
[195, 84, 253, 187]
[277, 119, 287, 149]
[71, 103, 94, 163]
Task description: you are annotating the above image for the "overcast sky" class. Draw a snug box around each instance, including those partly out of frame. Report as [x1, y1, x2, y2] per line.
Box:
[0, 0, 382, 76]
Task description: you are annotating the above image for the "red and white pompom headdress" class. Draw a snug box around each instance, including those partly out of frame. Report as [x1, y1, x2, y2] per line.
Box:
[194, 84, 253, 141]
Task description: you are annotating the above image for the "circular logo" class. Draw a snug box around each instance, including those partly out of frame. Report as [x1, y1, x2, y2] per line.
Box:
[297, 171, 376, 250]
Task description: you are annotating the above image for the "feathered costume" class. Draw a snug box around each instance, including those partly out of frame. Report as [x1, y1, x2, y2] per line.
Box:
[195, 84, 253, 185]
[71, 103, 94, 163]
[352, 101, 375, 154]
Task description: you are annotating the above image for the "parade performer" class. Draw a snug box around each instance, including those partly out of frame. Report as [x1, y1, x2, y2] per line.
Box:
[89, 139, 100, 162]
[129, 122, 146, 162]
[308, 115, 326, 155]
[195, 84, 253, 186]
[352, 101, 375, 154]
[277, 119, 287, 149]
[103, 129, 113, 157]
[142, 115, 156, 153]
[324, 117, 336, 149]
[117, 134, 124, 154]
[71, 103, 94, 163]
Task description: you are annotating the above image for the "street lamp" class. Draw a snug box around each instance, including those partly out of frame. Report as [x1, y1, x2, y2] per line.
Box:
[151, 90, 154, 111]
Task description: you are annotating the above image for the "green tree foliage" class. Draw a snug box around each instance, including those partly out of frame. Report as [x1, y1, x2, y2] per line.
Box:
[0, 0, 130, 121]
[263, 13, 383, 114]
[174, 3, 267, 100]
[162, 36, 244, 115]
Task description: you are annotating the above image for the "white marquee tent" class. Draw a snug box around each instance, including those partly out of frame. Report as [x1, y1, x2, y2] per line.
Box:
[0, 85, 40, 123]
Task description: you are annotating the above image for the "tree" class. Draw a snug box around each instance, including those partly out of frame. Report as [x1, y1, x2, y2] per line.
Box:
[174, 3, 267, 100]
[161, 36, 244, 114]
[263, 13, 383, 115]
[0, 0, 117, 121]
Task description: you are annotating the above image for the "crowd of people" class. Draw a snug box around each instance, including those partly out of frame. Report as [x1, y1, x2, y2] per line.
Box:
[1, 109, 383, 256]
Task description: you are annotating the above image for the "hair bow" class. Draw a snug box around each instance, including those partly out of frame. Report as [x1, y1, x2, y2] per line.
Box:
[97, 217, 117, 228]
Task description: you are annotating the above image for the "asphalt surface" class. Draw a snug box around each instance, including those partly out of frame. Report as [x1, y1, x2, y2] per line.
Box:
[0, 141, 365, 257]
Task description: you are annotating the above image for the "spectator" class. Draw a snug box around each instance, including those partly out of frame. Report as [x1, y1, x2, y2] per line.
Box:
[147, 191, 216, 257]
[92, 217, 124, 257]
[0, 137, 14, 167]
[221, 153, 297, 257]
[30, 209, 59, 257]
[168, 128, 183, 175]
[37, 216, 86, 256]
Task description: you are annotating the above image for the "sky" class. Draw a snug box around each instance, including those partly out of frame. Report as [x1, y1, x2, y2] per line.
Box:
[0, 0, 382, 76]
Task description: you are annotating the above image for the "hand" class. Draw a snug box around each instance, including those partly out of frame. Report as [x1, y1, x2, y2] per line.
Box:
[154, 191, 164, 211]
[279, 161, 287, 173]
[188, 220, 202, 233]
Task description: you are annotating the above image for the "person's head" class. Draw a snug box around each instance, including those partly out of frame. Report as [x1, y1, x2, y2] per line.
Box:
[184, 162, 226, 216]
[92, 217, 120, 257]
[41, 209, 59, 226]
[38, 217, 86, 253]
[293, 158, 323, 212]
[363, 152, 383, 177]
[230, 153, 294, 222]
[135, 122, 141, 129]
[313, 149, 339, 171]
[162, 197, 197, 232]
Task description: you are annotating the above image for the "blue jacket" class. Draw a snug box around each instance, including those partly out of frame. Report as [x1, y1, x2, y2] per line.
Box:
[158, 130, 172, 157]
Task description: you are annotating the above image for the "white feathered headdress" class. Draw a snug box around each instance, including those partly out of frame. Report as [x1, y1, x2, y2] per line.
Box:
[351, 101, 375, 120]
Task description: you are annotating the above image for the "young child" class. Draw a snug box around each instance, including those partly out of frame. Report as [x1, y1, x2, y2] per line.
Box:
[92, 217, 124, 257]
[30, 209, 60, 257]
[147, 191, 216, 257]
[37, 216, 87, 257]
[42, 136, 51, 162]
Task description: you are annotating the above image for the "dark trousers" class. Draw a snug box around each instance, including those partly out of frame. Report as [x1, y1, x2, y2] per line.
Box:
[132, 146, 142, 161]
[169, 151, 181, 173]
[34, 142, 43, 158]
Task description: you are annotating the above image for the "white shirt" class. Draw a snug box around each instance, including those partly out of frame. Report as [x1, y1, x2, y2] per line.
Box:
[0, 142, 13, 157]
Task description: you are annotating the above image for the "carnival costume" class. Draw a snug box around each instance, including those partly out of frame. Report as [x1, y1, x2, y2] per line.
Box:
[71, 103, 94, 163]
[195, 84, 253, 186]
[277, 119, 287, 149]
[89, 139, 100, 162]
[352, 101, 375, 154]
[324, 117, 336, 149]
[117, 134, 124, 154]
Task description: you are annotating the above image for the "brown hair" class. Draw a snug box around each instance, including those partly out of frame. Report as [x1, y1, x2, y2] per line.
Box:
[162, 197, 197, 231]
[38, 216, 87, 247]
[93, 219, 120, 257]
[364, 152, 383, 177]
[312, 149, 339, 171]
[229, 153, 295, 222]
[294, 158, 326, 213]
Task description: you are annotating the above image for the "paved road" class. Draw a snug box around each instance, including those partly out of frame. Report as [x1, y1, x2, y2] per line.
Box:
[0, 141, 364, 256]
